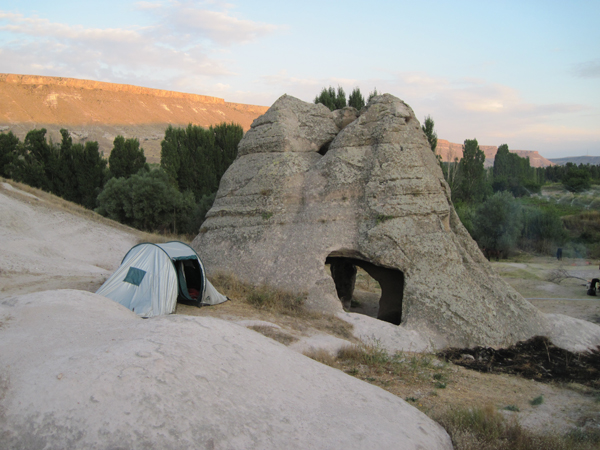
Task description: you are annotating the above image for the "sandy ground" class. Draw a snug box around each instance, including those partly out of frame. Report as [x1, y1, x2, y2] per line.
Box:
[1, 179, 599, 439]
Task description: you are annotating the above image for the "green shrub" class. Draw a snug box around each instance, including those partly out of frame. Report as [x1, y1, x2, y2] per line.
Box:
[530, 395, 544, 405]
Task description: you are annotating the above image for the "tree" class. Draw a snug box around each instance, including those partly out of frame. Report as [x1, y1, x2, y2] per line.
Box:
[456, 138, 487, 204]
[108, 136, 147, 179]
[521, 207, 567, 253]
[348, 87, 365, 110]
[472, 191, 523, 257]
[0, 131, 20, 178]
[421, 115, 438, 153]
[492, 144, 539, 197]
[367, 88, 379, 102]
[10, 128, 54, 191]
[75, 141, 108, 209]
[160, 122, 243, 201]
[562, 164, 591, 192]
[314, 86, 347, 111]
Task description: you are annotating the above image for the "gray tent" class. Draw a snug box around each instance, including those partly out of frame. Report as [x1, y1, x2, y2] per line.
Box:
[96, 241, 227, 317]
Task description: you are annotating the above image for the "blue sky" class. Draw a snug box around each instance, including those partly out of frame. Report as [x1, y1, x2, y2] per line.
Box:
[0, 0, 598, 157]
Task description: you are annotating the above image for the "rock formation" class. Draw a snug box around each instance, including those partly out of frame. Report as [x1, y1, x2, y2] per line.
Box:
[193, 94, 549, 349]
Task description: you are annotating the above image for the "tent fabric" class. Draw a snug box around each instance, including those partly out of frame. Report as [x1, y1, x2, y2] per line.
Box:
[96, 241, 227, 317]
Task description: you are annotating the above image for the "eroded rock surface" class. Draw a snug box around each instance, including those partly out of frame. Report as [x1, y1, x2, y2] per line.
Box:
[0, 290, 452, 449]
[193, 94, 548, 348]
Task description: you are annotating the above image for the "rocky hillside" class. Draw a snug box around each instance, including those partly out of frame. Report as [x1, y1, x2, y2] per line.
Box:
[436, 139, 554, 168]
[0, 74, 268, 163]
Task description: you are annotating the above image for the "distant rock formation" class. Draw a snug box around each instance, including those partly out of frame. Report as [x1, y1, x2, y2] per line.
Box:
[193, 94, 548, 349]
[550, 156, 600, 166]
[436, 139, 554, 168]
[0, 74, 268, 163]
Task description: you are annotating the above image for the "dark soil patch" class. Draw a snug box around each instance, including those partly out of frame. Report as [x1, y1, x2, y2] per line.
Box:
[438, 336, 600, 388]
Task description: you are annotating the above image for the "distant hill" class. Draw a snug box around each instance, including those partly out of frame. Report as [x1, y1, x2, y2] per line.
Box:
[435, 139, 555, 168]
[0, 74, 269, 164]
[549, 156, 600, 166]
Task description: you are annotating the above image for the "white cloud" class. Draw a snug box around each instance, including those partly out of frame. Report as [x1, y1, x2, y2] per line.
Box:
[0, 5, 279, 93]
[138, 1, 281, 47]
[254, 70, 599, 153]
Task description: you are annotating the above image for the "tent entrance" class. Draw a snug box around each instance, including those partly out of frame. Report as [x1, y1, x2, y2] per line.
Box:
[175, 259, 205, 306]
[326, 256, 404, 325]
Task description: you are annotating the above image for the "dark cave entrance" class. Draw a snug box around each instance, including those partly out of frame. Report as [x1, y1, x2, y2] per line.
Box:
[325, 255, 405, 325]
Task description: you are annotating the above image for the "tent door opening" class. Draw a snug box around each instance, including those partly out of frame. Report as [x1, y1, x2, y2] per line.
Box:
[175, 258, 204, 306]
[326, 256, 404, 325]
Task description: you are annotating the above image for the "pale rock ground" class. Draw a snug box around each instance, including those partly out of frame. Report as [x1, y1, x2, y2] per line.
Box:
[0, 290, 452, 449]
[1, 179, 600, 444]
[0, 181, 453, 448]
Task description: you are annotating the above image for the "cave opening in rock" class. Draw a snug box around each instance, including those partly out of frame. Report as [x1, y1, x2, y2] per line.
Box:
[325, 255, 404, 325]
[318, 140, 333, 156]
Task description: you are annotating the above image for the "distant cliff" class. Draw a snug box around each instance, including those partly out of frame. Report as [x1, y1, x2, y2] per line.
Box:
[0, 74, 269, 163]
[436, 139, 554, 168]
[549, 156, 600, 166]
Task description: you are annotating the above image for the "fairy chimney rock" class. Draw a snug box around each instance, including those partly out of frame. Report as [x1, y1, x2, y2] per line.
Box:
[192, 94, 548, 348]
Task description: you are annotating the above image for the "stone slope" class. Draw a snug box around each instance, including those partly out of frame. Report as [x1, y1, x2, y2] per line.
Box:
[0, 290, 452, 449]
[193, 94, 549, 349]
[0, 74, 268, 163]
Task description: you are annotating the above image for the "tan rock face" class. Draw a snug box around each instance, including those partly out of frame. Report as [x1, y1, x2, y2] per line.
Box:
[193, 94, 548, 349]
[0, 74, 268, 163]
[436, 139, 555, 168]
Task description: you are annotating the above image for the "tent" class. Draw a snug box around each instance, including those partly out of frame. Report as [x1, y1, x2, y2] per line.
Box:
[96, 241, 228, 317]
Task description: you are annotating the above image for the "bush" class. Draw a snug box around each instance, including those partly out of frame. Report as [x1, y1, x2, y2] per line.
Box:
[521, 207, 568, 253]
[472, 191, 522, 256]
[96, 168, 194, 232]
[563, 166, 591, 192]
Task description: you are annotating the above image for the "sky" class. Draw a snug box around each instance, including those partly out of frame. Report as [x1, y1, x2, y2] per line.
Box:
[0, 0, 598, 158]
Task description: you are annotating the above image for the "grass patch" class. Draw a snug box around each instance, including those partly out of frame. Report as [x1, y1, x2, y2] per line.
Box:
[262, 211, 273, 220]
[435, 405, 599, 450]
[304, 340, 449, 388]
[211, 272, 305, 316]
[375, 214, 395, 225]
[497, 268, 541, 280]
[530, 395, 544, 406]
[208, 272, 355, 339]
[503, 405, 520, 412]
[302, 348, 337, 366]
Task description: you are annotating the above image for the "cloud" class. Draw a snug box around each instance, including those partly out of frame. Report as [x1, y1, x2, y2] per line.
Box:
[0, 6, 280, 94]
[573, 59, 600, 78]
[262, 70, 598, 151]
[139, 1, 281, 47]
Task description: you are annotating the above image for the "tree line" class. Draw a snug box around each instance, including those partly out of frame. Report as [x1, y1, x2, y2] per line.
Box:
[314, 86, 379, 111]
[0, 123, 243, 235]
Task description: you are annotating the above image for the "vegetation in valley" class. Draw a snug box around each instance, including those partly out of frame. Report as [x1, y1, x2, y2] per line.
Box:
[0, 122, 243, 236]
